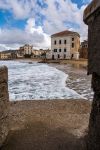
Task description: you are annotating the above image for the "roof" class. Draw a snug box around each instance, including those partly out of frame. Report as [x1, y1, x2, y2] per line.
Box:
[51, 30, 80, 38]
[81, 40, 88, 44]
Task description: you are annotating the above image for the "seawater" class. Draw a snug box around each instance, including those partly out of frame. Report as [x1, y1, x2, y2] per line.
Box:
[0, 60, 83, 101]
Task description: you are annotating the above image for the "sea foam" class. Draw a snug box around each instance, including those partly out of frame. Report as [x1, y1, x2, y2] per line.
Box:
[0, 61, 83, 101]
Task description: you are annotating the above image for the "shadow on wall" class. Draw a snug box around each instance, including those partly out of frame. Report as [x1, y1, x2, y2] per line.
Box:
[1, 121, 86, 150]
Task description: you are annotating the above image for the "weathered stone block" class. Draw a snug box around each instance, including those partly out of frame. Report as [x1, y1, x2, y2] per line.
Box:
[83, 0, 100, 75]
[84, 0, 100, 150]
[0, 66, 8, 84]
[0, 66, 9, 147]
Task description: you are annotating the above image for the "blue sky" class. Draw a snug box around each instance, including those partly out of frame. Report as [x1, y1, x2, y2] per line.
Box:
[0, 0, 91, 50]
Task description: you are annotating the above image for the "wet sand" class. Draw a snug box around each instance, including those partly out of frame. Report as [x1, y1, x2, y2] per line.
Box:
[1, 99, 91, 150]
[50, 63, 93, 100]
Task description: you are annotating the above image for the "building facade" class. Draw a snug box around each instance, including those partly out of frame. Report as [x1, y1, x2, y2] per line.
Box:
[18, 44, 33, 58]
[32, 49, 49, 59]
[46, 49, 51, 59]
[32, 49, 43, 58]
[0, 52, 11, 60]
[51, 30, 80, 60]
[79, 40, 88, 59]
[23, 44, 33, 56]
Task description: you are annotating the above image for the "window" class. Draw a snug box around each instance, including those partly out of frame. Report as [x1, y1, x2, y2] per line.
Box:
[72, 38, 74, 41]
[59, 49, 61, 52]
[85, 44, 88, 48]
[64, 40, 67, 44]
[54, 49, 57, 52]
[59, 40, 61, 44]
[58, 54, 60, 59]
[64, 54, 66, 59]
[64, 48, 66, 52]
[71, 54, 74, 59]
[54, 40, 56, 45]
[52, 55, 54, 59]
[72, 43, 74, 48]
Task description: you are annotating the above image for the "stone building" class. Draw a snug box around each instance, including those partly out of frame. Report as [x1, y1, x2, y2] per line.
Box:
[79, 40, 88, 59]
[51, 30, 80, 60]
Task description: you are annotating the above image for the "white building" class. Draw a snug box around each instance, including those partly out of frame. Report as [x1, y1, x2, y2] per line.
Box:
[51, 30, 80, 60]
[23, 44, 33, 55]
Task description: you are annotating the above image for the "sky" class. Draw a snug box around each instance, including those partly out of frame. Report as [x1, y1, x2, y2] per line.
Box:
[0, 0, 92, 51]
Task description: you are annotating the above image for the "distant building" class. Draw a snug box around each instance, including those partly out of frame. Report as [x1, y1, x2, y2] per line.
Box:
[45, 49, 51, 59]
[23, 44, 33, 57]
[0, 52, 12, 60]
[0, 50, 17, 60]
[16, 48, 24, 58]
[32, 50, 42, 58]
[79, 40, 88, 59]
[32, 49, 49, 59]
[17, 44, 33, 58]
[51, 30, 80, 60]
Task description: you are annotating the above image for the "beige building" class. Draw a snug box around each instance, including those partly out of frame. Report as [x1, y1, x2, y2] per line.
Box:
[51, 30, 80, 60]
[0, 52, 12, 60]
[32, 50, 40, 58]
[32, 49, 48, 58]
[17, 44, 33, 58]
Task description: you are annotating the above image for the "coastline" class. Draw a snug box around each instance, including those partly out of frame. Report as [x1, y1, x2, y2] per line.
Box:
[49, 62, 93, 100]
[1, 60, 92, 150]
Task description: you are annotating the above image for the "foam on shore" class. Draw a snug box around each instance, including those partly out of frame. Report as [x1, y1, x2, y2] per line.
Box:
[0, 61, 84, 101]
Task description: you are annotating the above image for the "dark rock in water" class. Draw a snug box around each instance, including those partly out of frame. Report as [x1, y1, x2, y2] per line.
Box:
[28, 62, 32, 64]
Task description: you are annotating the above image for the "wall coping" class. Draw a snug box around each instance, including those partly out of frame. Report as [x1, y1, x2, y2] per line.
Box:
[83, 0, 100, 24]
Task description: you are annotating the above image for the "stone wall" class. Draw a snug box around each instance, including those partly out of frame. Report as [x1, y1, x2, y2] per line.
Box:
[84, 0, 100, 150]
[0, 66, 9, 147]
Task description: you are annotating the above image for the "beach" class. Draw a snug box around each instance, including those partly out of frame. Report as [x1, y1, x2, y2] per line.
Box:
[2, 99, 91, 150]
[0, 60, 92, 150]
[50, 62, 93, 100]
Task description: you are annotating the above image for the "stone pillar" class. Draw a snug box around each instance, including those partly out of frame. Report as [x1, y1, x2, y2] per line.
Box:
[84, 0, 100, 150]
[0, 66, 9, 147]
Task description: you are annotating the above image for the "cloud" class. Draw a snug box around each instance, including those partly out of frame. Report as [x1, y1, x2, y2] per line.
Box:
[0, 18, 51, 50]
[0, 0, 35, 19]
[0, 0, 92, 50]
[42, 0, 88, 41]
